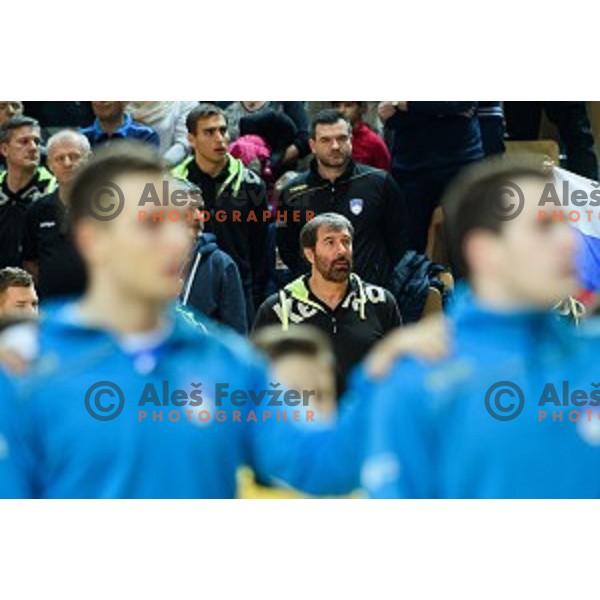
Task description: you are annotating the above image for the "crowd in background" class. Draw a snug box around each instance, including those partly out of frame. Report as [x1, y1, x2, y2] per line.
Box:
[0, 100, 598, 397]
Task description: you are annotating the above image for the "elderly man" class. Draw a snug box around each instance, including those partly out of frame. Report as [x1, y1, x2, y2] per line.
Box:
[22, 130, 91, 300]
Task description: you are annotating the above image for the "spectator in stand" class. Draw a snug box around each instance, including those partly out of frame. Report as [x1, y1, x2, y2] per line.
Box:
[81, 102, 160, 149]
[171, 103, 269, 325]
[256, 213, 401, 393]
[225, 102, 311, 168]
[127, 102, 198, 166]
[22, 130, 90, 300]
[277, 110, 409, 288]
[504, 101, 598, 179]
[332, 102, 391, 170]
[0, 102, 24, 172]
[0, 116, 55, 268]
[379, 101, 484, 253]
[178, 182, 248, 335]
[0, 267, 38, 317]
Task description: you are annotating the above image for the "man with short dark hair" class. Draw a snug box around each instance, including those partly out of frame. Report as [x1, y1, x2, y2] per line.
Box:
[22, 130, 91, 300]
[255, 213, 401, 392]
[358, 156, 600, 498]
[0, 116, 56, 268]
[0, 267, 38, 316]
[172, 103, 269, 324]
[277, 109, 408, 288]
[81, 102, 160, 148]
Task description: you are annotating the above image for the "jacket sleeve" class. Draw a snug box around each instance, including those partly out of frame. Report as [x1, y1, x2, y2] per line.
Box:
[382, 173, 409, 269]
[281, 101, 310, 158]
[247, 364, 368, 496]
[218, 258, 248, 335]
[276, 193, 305, 277]
[21, 204, 39, 263]
[247, 178, 270, 311]
[251, 296, 281, 333]
[361, 363, 436, 498]
[381, 290, 402, 330]
[144, 127, 161, 147]
[0, 376, 33, 498]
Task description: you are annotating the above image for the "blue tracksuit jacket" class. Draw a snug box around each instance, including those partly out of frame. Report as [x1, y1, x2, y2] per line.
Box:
[360, 289, 600, 498]
[0, 303, 357, 498]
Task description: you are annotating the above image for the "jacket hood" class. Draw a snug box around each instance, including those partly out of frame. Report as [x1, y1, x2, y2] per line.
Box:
[192, 233, 218, 257]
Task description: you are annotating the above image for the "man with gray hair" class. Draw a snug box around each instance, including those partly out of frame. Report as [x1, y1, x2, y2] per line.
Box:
[22, 129, 90, 300]
[254, 212, 401, 393]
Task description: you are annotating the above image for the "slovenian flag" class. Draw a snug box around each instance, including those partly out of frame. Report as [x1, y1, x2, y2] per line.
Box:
[553, 167, 600, 292]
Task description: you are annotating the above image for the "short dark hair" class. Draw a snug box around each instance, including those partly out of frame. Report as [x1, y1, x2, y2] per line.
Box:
[0, 267, 34, 295]
[300, 212, 354, 250]
[252, 325, 334, 365]
[442, 156, 551, 278]
[186, 103, 227, 135]
[67, 141, 166, 225]
[0, 115, 40, 144]
[310, 109, 350, 139]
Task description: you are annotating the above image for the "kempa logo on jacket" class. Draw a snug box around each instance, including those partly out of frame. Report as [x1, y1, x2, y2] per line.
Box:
[274, 274, 388, 331]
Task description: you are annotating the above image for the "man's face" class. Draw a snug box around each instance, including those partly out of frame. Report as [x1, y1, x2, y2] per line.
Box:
[0, 102, 23, 127]
[79, 174, 195, 303]
[0, 285, 39, 317]
[471, 177, 578, 306]
[92, 102, 126, 121]
[332, 102, 362, 125]
[273, 353, 336, 417]
[187, 115, 229, 164]
[0, 125, 41, 170]
[305, 226, 353, 283]
[48, 138, 90, 188]
[309, 120, 352, 170]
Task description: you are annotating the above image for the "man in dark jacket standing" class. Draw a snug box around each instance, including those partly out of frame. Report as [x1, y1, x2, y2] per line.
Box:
[172, 104, 269, 325]
[277, 110, 409, 289]
[379, 101, 484, 253]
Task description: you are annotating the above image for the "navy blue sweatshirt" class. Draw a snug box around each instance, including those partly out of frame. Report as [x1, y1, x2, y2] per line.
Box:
[180, 233, 248, 335]
[386, 101, 484, 176]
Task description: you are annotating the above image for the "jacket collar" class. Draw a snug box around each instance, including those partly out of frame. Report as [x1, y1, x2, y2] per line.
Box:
[308, 157, 356, 186]
[450, 285, 575, 351]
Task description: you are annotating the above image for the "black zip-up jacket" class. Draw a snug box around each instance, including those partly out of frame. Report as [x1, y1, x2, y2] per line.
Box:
[253, 273, 401, 392]
[277, 160, 409, 287]
[172, 155, 268, 323]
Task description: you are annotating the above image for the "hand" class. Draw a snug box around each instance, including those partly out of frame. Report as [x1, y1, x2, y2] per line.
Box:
[365, 314, 451, 379]
[0, 347, 30, 374]
[378, 102, 397, 122]
[378, 101, 407, 122]
[282, 144, 300, 165]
